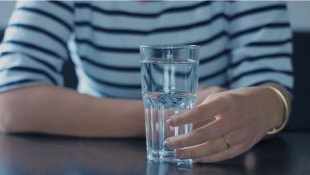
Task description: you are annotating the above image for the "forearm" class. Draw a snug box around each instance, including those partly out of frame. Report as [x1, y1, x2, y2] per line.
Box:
[0, 84, 145, 137]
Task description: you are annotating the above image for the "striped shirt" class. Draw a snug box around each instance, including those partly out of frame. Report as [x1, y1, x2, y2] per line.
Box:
[0, 1, 294, 99]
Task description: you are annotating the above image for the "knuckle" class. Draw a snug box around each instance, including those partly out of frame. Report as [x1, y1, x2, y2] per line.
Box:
[206, 93, 217, 101]
[222, 93, 234, 104]
[219, 93, 236, 111]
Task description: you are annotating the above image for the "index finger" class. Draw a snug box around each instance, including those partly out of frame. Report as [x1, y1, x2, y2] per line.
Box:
[167, 96, 227, 127]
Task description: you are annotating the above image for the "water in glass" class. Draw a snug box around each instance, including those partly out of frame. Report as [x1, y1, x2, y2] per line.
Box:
[141, 58, 198, 162]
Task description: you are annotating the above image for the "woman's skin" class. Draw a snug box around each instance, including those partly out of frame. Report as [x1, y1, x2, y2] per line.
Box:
[164, 83, 290, 163]
[0, 83, 290, 163]
[0, 84, 145, 137]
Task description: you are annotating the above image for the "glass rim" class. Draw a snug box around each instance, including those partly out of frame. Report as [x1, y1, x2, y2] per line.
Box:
[140, 45, 200, 49]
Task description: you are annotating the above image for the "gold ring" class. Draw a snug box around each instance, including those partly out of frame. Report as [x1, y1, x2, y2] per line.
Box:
[222, 135, 230, 149]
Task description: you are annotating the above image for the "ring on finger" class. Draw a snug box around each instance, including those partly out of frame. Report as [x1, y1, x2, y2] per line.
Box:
[222, 135, 230, 149]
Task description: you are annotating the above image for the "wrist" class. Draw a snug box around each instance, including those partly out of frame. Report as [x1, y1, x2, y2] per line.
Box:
[260, 84, 290, 134]
[266, 86, 289, 134]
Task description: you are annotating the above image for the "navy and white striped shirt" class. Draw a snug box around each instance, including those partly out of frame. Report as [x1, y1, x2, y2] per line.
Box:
[0, 1, 293, 99]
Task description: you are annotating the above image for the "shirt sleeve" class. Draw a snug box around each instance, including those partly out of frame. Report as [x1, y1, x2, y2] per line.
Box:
[226, 1, 294, 98]
[0, 1, 74, 92]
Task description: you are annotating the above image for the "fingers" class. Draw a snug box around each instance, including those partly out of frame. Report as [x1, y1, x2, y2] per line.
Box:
[168, 95, 228, 127]
[173, 132, 246, 163]
[164, 118, 235, 149]
[193, 117, 215, 130]
[196, 86, 227, 105]
[193, 144, 245, 163]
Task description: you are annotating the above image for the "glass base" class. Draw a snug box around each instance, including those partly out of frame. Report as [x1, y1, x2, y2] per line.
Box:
[147, 149, 191, 163]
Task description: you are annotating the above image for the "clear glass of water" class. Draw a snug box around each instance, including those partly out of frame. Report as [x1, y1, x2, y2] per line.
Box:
[140, 45, 200, 163]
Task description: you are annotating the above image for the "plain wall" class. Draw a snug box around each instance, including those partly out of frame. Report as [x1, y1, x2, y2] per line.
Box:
[0, 1, 310, 32]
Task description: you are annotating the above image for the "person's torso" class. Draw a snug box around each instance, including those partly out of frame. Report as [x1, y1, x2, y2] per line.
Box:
[69, 1, 230, 99]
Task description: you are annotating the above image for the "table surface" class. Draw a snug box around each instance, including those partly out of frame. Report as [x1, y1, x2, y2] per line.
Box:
[0, 132, 309, 175]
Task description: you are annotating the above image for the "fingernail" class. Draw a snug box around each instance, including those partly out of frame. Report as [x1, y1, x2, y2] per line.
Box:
[175, 152, 185, 159]
[163, 138, 173, 149]
[191, 158, 200, 163]
[166, 118, 175, 127]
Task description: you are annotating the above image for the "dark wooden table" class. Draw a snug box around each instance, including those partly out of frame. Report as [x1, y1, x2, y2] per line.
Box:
[0, 132, 309, 175]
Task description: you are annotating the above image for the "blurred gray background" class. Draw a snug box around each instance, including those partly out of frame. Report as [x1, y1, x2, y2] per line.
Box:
[0, 1, 310, 132]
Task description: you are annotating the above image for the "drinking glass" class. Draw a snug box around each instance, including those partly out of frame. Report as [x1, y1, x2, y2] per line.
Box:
[140, 45, 200, 162]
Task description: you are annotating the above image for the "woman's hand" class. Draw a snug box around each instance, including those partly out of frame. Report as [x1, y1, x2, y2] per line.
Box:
[164, 84, 290, 163]
[196, 86, 227, 105]
[156, 86, 227, 132]
[194, 86, 227, 129]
